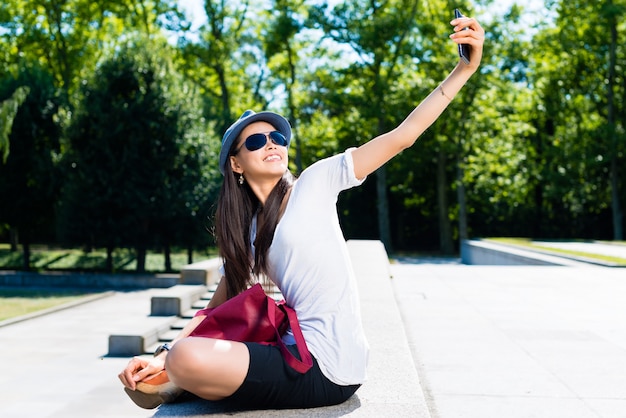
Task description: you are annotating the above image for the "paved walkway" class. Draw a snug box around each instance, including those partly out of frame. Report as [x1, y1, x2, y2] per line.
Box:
[392, 261, 626, 418]
[0, 241, 624, 418]
[0, 288, 159, 418]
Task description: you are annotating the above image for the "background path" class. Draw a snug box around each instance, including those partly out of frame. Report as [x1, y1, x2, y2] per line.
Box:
[392, 263, 626, 418]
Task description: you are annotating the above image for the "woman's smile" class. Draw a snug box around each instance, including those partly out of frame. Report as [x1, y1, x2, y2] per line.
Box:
[264, 153, 282, 162]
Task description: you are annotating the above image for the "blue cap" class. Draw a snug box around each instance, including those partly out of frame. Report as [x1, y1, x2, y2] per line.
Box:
[219, 110, 292, 175]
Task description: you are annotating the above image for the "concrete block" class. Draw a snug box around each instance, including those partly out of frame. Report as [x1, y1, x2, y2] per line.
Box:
[108, 316, 177, 357]
[150, 284, 207, 316]
[0, 271, 179, 289]
[461, 239, 593, 267]
[345, 240, 431, 416]
[180, 258, 222, 285]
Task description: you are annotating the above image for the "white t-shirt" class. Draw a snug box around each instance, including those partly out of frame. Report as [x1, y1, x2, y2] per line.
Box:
[255, 148, 369, 386]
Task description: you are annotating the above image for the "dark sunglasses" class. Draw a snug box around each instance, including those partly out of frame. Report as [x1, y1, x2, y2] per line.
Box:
[233, 131, 288, 154]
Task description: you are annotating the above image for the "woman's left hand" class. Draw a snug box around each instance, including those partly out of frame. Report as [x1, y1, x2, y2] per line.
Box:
[118, 355, 166, 391]
[450, 15, 485, 70]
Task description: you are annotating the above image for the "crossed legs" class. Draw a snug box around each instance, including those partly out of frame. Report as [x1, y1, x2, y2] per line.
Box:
[165, 337, 250, 401]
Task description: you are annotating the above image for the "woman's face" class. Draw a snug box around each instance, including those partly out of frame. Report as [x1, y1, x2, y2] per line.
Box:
[229, 121, 289, 180]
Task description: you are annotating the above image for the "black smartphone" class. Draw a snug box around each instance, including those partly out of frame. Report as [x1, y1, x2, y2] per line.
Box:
[454, 9, 470, 65]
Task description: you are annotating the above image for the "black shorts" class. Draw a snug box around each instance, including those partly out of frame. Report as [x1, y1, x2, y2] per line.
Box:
[225, 342, 361, 410]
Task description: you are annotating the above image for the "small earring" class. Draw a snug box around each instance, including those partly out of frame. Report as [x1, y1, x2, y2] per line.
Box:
[238, 174, 244, 185]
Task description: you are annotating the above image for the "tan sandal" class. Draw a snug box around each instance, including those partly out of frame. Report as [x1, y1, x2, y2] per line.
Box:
[124, 370, 183, 409]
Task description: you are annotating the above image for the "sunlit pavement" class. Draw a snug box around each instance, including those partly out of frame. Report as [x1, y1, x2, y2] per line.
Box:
[392, 260, 626, 418]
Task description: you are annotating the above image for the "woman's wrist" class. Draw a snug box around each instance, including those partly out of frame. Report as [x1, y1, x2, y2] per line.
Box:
[154, 342, 172, 357]
[453, 59, 479, 78]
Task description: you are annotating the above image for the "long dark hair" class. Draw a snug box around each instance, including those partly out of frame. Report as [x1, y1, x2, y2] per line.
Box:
[216, 163, 295, 299]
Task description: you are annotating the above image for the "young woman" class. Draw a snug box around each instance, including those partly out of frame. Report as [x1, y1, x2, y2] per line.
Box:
[119, 14, 484, 410]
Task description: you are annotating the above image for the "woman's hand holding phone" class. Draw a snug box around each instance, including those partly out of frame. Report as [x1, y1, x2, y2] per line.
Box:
[451, 9, 484, 69]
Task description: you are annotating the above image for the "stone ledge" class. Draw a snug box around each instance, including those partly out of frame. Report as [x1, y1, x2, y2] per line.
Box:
[0, 271, 179, 289]
[461, 239, 596, 267]
[345, 240, 431, 417]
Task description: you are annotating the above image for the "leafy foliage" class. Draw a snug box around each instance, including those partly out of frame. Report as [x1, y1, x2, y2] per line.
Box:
[0, 85, 29, 162]
[59, 40, 215, 271]
[1, 0, 625, 271]
[0, 65, 63, 268]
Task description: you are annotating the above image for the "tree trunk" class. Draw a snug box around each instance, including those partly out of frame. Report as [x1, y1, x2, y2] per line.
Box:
[610, 158, 623, 240]
[376, 166, 392, 252]
[22, 240, 30, 271]
[607, 4, 623, 240]
[164, 243, 172, 272]
[10, 226, 18, 252]
[437, 149, 454, 255]
[454, 85, 478, 248]
[187, 246, 193, 265]
[136, 245, 146, 273]
[106, 246, 114, 273]
[456, 156, 468, 242]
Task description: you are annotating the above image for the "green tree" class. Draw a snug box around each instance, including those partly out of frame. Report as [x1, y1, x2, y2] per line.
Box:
[0, 0, 185, 100]
[0, 65, 62, 267]
[454, 3, 538, 241]
[527, 0, 625, 239]
[154, 82, 219, 270]
[603, 0, 624, 240]
[177, 1, 260, 136]
[60, 40, 215, 272]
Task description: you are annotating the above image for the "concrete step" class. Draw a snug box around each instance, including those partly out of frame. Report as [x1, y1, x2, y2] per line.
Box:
[180, 258, 222, 285]
[170, 318, 191, 330]
[109, 284, 210, 356]
[150, 284, 208, 316]
[181, 308, 201, 319]
[157, 329, 180, 343]
[191, 300, 208, 310]
[108, 315, 178, 357]
[140, 289, 217, 355]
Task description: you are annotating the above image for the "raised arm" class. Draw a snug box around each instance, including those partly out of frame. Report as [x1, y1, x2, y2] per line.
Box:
[352, 15, 484, 180]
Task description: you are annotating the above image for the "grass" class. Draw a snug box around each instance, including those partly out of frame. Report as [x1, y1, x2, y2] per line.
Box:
[0, 288, 99, 322]
[0, 245, 219, 321]
[485, 238, 626, 265]
[0, 244, 219, 273]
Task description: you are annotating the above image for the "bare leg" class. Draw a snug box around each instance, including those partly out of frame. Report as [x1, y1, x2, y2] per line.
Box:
[165, 337, 250, 401]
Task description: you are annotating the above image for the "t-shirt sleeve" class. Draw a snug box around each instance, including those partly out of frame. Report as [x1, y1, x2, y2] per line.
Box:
[343, 147, 367, 188]
[299, 148, 366, 196]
